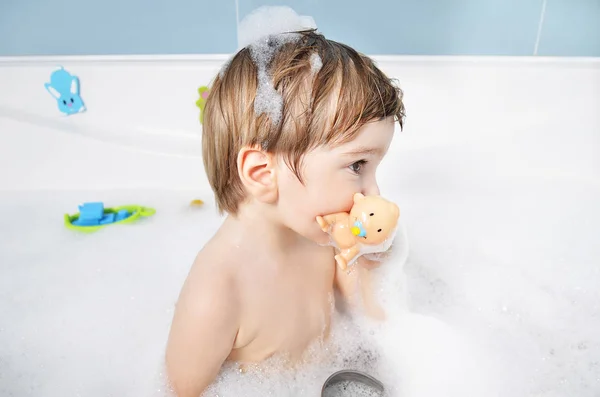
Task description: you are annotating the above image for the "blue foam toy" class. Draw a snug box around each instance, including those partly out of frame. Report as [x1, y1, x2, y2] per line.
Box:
[72, 218, 99, 226]
[44, 66, 86, 116]
[79, 202, 104, 220]
[100, 213, 116, 225]
[116, 209, 130, 221]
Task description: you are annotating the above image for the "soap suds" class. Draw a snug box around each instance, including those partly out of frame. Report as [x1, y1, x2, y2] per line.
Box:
[310, 52, 323, 74]
[237, 6, 318, 125]
[248, 34, 300, 125]
[237, 6, 317, 50]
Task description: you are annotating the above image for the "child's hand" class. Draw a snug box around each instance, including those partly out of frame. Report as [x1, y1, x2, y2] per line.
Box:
[357, 255, 383, 270]
[359, 242, 395, 270]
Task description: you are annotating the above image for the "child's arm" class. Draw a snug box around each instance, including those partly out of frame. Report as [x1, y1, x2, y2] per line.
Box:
[334, 262, 386, 320]
[355, 259, 387, 320]
[333, 239, 395, 320]
[165, 268, 239, 397]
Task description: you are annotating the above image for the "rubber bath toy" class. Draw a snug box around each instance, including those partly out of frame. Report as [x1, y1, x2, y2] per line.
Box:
[316, 193, 400, 270]
[64, 202, 155, 233]
[196, 86, 210, 124]
[44, 66, 86, 116]
[189, 199, 204, 207]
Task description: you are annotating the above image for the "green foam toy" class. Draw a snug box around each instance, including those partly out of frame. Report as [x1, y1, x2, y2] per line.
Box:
[64, 203, 156, 233]
[196, 86, 210, 124]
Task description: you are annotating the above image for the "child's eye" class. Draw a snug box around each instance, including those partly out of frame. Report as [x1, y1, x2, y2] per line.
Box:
[349, 160, 367, 174]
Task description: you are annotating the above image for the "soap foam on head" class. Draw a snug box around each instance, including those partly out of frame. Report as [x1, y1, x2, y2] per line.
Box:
[248, 33, 299, 126]
[237, 6, 317, 50]
[310, 52, 323, 74]
[234, 6, 318, 125]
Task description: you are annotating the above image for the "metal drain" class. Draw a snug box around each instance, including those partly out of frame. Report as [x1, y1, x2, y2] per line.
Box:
[321, 370, 385, 396]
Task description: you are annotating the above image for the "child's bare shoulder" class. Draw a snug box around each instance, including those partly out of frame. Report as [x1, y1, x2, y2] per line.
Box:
[182, 240, 240, 305]
[165, 240, 241, 395]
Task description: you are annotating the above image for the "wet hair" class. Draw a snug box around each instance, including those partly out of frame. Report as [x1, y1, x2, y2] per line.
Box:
[202, 29, 405, 215]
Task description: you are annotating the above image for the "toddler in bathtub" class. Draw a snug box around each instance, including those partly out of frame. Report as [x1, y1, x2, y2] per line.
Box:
[165, 29, 405, 396]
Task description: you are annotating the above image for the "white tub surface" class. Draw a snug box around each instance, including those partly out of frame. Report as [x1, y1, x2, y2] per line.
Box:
[1, 55, 599, 397]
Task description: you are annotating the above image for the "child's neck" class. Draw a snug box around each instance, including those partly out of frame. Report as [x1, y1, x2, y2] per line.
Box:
[222, 202, 309, 254]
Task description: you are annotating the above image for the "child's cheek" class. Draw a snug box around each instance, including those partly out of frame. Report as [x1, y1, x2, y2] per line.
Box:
[308, 173, 356, 214]
[340, 193, 356, 213]
[320, 191, 355, 216]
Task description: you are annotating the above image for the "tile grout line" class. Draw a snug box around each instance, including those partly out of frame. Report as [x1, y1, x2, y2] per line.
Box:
[533, 0, 548, 55]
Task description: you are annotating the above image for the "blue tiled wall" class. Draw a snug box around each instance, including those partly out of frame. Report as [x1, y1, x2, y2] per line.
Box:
[537, 0, 600, 56]
[0, 0, 598, 56]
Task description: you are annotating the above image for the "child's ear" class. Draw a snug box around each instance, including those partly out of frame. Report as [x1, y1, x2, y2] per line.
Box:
[237, 146, 278, 204]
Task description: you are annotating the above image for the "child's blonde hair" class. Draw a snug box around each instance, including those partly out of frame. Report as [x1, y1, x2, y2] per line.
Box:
[203, 30, 406, 215]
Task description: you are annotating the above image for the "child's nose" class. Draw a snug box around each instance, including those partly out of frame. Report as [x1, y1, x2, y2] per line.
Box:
[362, 184, 380, 197]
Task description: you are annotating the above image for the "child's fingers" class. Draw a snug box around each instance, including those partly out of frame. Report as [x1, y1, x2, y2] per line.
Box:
[357, 255, 383, 270]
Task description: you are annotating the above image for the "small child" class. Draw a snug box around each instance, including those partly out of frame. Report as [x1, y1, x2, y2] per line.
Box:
[165, 29, 405, 396]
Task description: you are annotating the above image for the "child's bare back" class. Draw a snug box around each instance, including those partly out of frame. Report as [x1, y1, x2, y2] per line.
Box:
[165, 216, 338, 395]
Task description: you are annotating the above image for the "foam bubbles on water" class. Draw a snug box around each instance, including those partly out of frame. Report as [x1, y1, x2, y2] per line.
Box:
[2, 136, 600, 397]
[0, 191, 221, 397]
[200, 312, 385, 397]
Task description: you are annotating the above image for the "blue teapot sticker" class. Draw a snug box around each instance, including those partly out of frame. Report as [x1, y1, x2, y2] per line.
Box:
[45, 66, 86, 115]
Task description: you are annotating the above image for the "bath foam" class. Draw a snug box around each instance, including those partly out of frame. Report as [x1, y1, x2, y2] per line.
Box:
[196, 312, 387, 397]
[248, 33, 301, 126]
[236, 6, 318, 125]
[3, 129, 600, 397]
[237, 6, 317, 50]
[310, 52, 323, 74]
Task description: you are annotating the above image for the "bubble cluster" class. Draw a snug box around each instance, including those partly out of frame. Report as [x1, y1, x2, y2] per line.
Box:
[248, 33, 301, 126]
[310, 52, 323, 74]
[236, 6, 317, 125]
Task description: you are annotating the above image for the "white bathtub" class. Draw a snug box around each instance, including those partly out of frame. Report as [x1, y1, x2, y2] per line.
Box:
[0, 55, 599, 397]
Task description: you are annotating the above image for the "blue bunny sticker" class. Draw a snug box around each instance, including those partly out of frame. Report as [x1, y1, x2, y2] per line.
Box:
[45, 66, 86, 115]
